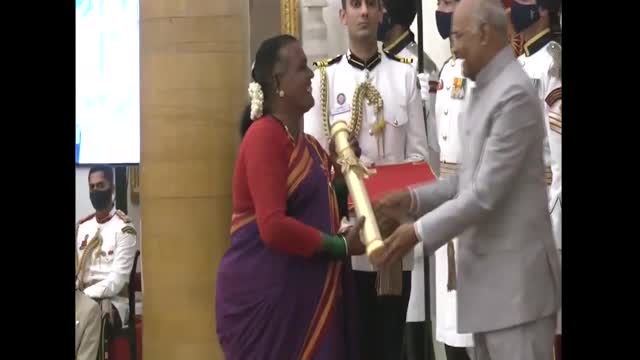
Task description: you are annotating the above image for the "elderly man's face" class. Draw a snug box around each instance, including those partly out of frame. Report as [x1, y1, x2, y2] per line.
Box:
[451, 0, 484, 79]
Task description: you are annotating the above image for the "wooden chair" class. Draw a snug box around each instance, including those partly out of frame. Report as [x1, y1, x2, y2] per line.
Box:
[105, 250, 141, 360]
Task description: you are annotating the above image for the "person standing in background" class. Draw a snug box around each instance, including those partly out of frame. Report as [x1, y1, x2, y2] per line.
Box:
[428, 1, 476, 359]
[377, 1, 439, 359]
[76, 165, 138, 360]
[305, 0, 429, 358]
[379, 0, 440, 175]
[502, 0, 525, 56]
[510, 1, 562, 358]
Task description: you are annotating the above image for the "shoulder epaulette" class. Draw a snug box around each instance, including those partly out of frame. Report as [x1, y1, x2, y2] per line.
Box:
[383, 50, 413, 65]
[115, 209, 132, 223]
[121, 225, 137, 236]
[546, 42, 561, 79]
[545, 87, 562, 107]
[313, 54, 343, 68]
[78, 213, 95, 225]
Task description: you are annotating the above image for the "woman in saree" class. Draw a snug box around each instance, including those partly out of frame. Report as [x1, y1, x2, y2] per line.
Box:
[216, 34, 366, 360]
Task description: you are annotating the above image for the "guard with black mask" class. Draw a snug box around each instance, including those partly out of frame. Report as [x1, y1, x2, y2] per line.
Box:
[379, 0, 440, 179]
[512, 1, 562, 358]
[76, 165, 138, 360]
[378, 3, 440, 357]
[431, 1, 476, 359]
[502, 0, 526, 57]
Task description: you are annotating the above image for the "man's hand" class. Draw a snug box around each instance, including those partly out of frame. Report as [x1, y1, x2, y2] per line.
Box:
[375, 190, 414, 224]
[343, 216, 366, 256]
[379, 223, 420, 267]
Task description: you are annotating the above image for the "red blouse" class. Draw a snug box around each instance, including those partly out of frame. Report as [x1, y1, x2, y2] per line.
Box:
[233, 116, 322, 257]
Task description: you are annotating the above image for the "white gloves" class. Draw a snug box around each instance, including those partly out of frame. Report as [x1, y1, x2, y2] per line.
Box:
[417, 72, 431, 106]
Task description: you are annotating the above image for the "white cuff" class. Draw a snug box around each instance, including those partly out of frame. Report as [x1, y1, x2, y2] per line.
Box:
[413, 221, 425, 245]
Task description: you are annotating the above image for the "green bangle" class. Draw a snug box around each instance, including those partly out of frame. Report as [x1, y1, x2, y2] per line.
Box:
[340, 234, 349, 256]
[321, 233, 347, 258]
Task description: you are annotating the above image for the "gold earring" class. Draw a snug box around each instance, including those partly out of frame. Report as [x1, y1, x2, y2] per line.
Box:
[278, 89, 285, 97]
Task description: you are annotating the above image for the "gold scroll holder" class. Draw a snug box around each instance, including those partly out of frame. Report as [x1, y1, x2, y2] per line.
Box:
[330, 121, 402, 296]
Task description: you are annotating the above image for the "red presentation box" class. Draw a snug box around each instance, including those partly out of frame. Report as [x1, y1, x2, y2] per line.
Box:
[347, 161, 437, 208]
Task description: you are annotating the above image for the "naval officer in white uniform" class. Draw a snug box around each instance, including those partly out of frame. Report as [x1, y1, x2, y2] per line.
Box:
[377, 0, 440, 358]
[511, 0, 562, 356]
[304, 0, 428, 358]
[419, 1, 476, 359]
[76, 165, 138, 360]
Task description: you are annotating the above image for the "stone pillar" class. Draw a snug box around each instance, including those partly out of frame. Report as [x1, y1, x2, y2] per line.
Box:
[301, 0, 329, 66]
[139, 0, 249, 358]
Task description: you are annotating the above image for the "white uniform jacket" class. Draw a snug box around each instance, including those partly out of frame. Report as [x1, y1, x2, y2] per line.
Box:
[383, 31, 439, 323]
[304, 49, 429, 272]
[518, 28, 562, 334]
[76, 208, 138, 325]
[433, 57, 475, 347]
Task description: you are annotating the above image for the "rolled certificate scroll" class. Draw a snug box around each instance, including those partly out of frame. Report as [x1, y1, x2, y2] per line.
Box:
[330, 120, 403, 295]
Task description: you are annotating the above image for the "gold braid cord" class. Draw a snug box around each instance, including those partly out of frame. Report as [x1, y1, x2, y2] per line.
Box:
[319, 63, 402, 296]
[319, 67, 385, 140]
[75, 229, 103, 289]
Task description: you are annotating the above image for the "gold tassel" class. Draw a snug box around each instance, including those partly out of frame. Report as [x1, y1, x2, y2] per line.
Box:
[374, 206, 403, 296]
[76, 229, 103, 289]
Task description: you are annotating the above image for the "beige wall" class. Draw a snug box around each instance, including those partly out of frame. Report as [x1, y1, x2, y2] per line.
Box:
[139, 0, 249, 358]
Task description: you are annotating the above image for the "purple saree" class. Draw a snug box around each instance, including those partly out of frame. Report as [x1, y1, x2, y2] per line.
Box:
[216, 135, 360, 360]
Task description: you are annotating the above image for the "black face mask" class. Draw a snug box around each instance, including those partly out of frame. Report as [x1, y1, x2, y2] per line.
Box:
[435, 11, 453, 39]
[377, 12, 393, 42]
[90, 189, 112, 211]
[510, 1, 540, 33]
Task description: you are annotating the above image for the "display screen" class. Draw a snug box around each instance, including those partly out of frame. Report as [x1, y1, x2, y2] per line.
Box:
[76, 0, 140, 164]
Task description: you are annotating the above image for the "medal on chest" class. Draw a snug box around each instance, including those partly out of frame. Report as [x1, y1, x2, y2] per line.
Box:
[451, 77, 467, 100]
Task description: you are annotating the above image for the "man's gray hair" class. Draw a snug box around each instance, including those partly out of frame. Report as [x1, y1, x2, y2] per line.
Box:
[471, 0, 508, 36]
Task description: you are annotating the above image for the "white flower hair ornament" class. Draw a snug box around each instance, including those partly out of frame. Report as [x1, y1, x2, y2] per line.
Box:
[248, 82, 264, 121]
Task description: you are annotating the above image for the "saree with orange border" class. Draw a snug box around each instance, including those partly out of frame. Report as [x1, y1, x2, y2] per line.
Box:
[216, 128, 360, 360]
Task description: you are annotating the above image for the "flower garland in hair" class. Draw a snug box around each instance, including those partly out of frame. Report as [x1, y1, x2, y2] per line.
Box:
[248, 82, 264, 121]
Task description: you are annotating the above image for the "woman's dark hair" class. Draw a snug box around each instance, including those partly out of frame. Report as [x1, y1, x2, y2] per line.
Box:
[239, 34, 298, 139]
[253, 34, 298, 111]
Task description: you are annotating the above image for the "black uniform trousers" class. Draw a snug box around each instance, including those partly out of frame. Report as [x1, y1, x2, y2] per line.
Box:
[354, 270, 412, 360]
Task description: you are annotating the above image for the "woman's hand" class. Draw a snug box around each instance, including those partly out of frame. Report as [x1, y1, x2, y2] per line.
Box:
[329, 137, 362, 178]
[329, 137, 362, 163]
[343, 216, 366, 256]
